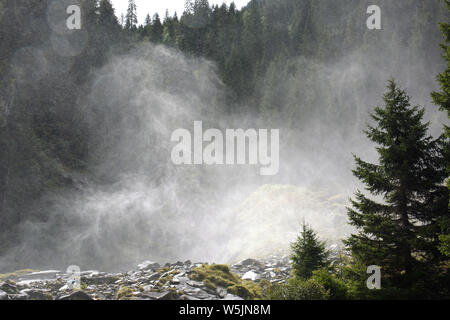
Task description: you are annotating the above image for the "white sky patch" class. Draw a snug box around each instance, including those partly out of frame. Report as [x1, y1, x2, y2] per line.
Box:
[110, 0, 249, 25]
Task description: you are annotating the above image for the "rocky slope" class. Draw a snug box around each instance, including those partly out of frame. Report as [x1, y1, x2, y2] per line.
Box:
[0, 254, 291, 300]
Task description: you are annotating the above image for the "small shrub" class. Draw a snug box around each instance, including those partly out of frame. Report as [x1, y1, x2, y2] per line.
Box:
[228, 284, 252, 300]
[291, 223, 330, 279]
[311, 269, 348, 300]
[268, 277, 330, 300]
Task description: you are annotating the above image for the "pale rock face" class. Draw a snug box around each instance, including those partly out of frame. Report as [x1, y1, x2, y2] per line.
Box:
[242, 271, 260, 281]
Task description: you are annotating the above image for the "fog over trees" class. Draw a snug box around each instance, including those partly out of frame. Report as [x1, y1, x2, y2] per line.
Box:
[0, 0, 449, 299]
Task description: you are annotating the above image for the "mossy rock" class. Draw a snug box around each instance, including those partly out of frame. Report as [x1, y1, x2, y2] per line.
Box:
[0, 280, 19, 294]
[116, 286, 134, 299]
[210, 264, 231, 273]
[228, 285, 252, 300]
[156, 275, 173, 287]
[188, 264, 267, 300]
[203, 279, 217, 290]
[156, 267, 170, 273]
[168, 269, 181, 276]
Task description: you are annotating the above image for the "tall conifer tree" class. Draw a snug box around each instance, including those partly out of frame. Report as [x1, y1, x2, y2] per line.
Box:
[125, 0, 138, 30]
[345, 80, 449, 297]
[431, 0, 450, 258]
[291, 223, 330, 279]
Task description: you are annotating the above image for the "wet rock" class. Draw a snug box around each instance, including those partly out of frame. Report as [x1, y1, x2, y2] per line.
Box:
[148, 272, 161, 281]
[222, 293, 244, 300]
[242, 271, 260, 281]
[175, 276, 189, 286]
[142, 284, 153, 292]
[8, 292, 29, 300]
[59, 290, 92, 300]
[216, 287, 227, 298]
[21, 289, 53, 300]
[82, 275, 119, 285]
[138, 261, 160, 271]
[0, 289, 9, 300]
[173, 261, 184, 267]
[141, 290, 179, 300]
[181, 287, 213, 299]
[186, 280, 204, 288]
[91, 292, 107, 300]
[158, 290, 180, 300]
[58, 284, 71, 292]
[4, 253, 292, 300]
[0, 280, 19, 294]
[240, 259, 259, 266]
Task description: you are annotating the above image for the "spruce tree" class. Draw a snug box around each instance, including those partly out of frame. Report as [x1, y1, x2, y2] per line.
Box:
[291, 223, 330, 279]
[125, 0, 138, 30]
[98, 1, 121, 48]
[431, 0, 450, 258]
[431, 0, 450, 150]
[345, 80, 449, 297]
[151, 13, 163, 43]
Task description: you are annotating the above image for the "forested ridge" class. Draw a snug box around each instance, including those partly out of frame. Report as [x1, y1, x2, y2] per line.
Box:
[0, 0, 449, 299]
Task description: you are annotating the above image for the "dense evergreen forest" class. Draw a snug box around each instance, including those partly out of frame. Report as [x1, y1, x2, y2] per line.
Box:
[0, 0, 449, 299]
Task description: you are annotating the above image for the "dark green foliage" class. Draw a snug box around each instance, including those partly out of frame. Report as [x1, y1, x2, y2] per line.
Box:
[290, 223, 330, 279]
[345, 80, 449, 298]
[150, 14, 163, 43]
[311, 269, 348, 300]
[125, 0, 137, 30]
[0, 0, 123, 259]
[432, 0, 450, 118]
[268, 277, 330, 300]
[138, 0, 448, 106]
[431, 1, 450, 258]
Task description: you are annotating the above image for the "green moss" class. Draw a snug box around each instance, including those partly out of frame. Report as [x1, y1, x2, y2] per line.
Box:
[228, 285, 252, 300]
[203, 278, 217, 290]
[156, 275, 173, 287]
[188, 264, 267, 300]
[156, 267, 170, 273]
[168, 269, 181, 276]
[209, 264, 231, 273]
[116, 286, 134, 299]
[242, 280, 266, 299]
